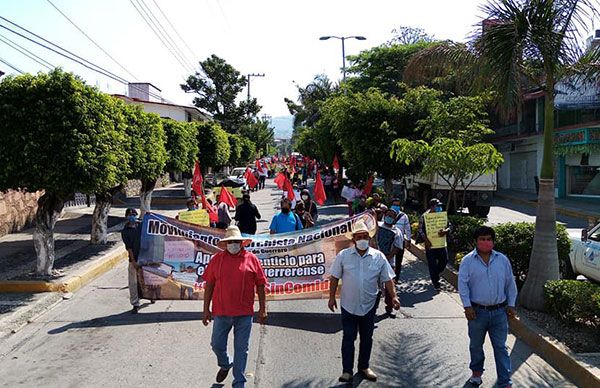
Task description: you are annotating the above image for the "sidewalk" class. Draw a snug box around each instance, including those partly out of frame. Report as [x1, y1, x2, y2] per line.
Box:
[497, 189, 600, 221]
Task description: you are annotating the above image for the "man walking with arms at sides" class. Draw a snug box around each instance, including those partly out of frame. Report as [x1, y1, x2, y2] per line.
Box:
[458, 226, 518, 388]
[202, 226, 267, 387]
[120, 208, 154, 313]
[328, 220, 400, 383]
[234, 192, 261, 235]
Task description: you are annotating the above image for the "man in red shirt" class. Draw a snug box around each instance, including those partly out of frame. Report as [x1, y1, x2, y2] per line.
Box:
[202, 226, 267, 387]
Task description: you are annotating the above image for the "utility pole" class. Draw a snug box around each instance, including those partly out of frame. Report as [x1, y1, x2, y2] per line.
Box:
[247, 73, 265, 101]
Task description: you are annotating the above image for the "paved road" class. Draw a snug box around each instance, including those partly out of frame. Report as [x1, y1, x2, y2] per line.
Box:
[0, 181, 574, 387]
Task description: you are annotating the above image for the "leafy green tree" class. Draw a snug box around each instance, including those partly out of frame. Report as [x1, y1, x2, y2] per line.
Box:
[346, 41, 437, 96]
[196, 121, 230, 172]
[320, 88, 438, 194]
[162, 119, 199, 198]
[388, 26, 435, 45]
[239, 136, 256, 164]
[122, 104, 167, 216]
[239, 118, 274, 157]
[227, 134, 256, 167]
[181, 54, 261, 133]
[0, 69, 129, 275]
[285, 74, 337, 129]
[391, 138, 504, 212]
[407, 0, 600, 310]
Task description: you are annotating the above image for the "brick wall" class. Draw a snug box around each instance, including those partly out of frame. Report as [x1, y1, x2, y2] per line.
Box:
[0, 189, 43, 238]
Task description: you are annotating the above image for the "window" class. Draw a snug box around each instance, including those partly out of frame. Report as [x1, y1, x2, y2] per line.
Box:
[568, 166, 600, 196]
[589, 225, 600, 242]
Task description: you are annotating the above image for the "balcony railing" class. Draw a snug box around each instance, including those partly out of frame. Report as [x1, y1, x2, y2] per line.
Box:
[490, 122, 543, 139]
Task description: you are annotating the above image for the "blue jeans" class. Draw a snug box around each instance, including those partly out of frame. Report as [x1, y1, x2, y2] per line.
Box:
[341, 306, 376, 374]
[211, 315, 253, 387]
[468, 307, 512, 386]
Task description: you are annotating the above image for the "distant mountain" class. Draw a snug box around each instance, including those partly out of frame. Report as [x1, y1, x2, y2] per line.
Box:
[270, 115, 294, 139]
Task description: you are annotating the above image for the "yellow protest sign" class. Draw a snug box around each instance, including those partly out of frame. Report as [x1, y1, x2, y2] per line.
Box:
[212, 186, 243, 199]
[424, 211, 448, 249]
[178, 209, 210, 226]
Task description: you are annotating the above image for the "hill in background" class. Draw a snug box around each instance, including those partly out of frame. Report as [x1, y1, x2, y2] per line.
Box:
[270, 116, 294, 139]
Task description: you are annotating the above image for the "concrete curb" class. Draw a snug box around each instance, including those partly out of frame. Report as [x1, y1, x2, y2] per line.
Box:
[495, 192, 598, 220]
[407, 243, 600, 387]
[0, 245, 127, 294]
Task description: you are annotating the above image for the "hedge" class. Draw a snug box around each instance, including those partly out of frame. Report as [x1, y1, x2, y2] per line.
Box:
[494, 222, 571, 289]
[544, 280, 600, 327]
[449, 215, 485, 254]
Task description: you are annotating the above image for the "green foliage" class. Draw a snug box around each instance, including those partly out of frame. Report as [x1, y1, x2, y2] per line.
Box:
[239, 136, 256, 164]
[494, 222, 571, 289]
[196, 121, 230, 169]
[121, 103, 167, 182]
[0, 69, 129, 198]
[448, 215, 486, 254]
[239, 118, 274, 157]
[181, 54, 261, 133]
[544, 280, 600, 327]
[162, 119, 198, 173]
[286, 74, 337, 129]
[227, 133, 255, 167]
[388, 26, 435, 45]
[346, 41, 437, 96]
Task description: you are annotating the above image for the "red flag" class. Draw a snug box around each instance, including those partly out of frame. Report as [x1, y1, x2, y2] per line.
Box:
[255, 159, 263, 174]
[363, 175, 374, 196]
[219, 185, 238, 208]
[192, 161, 203, 196]
[332, 154, 340, 171]
[274, 172, 286, 189]
[314, 172, 327, 205]
[245, 167, 259, 189]
[200, 195, 218, 223]
[282, 177, 295, 201]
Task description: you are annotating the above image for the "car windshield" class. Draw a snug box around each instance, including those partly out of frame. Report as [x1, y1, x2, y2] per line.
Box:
[589, 224, 600, 242]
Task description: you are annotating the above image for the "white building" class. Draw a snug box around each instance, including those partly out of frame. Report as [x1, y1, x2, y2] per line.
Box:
[113, 82, 210, 122]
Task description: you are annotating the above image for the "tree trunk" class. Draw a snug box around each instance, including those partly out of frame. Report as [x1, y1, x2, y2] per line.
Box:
[140, 179, 156, 218]
[519, 179, 559, 310]
[91, 186, 122, 245]
[33, 192, 64, 276]
[384, 177, 393, 198]
[520, 76, 559, 311]
[183, 178, 192, 197]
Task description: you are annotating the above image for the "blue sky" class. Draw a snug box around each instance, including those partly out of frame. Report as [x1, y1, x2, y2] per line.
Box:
[0, 0, 563, 119]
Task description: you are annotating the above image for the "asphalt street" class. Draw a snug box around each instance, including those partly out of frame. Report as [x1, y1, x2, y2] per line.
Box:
[0, 182, 575, 387]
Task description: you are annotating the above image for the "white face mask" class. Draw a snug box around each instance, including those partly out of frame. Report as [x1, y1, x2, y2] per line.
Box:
[302, 195, 309, 201]
[227, 243, 241, 255]
[355, 239, 370, 251]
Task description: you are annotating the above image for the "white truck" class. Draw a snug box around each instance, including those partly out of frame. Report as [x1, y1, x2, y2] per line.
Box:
[568, 222, 600, 282]
[405, 172, 497, 216]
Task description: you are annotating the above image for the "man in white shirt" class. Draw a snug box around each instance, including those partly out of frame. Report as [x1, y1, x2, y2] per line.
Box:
[329, 220, 400, 383]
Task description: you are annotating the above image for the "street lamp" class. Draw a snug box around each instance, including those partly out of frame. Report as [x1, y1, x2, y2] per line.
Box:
[319, 35, 366, 82]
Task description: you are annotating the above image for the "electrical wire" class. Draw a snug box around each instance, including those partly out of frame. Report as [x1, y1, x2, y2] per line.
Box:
[45, 0, 139, 80]
[0, 17, 165, 101]
[150, 0, 198, 61]
[137, 0, 194, 70]
[0, 56, 23, 73]
[0, 32, 54, 69]
[129, 0, 194, 74]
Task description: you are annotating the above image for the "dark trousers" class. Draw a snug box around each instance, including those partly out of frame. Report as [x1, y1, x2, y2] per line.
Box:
[259, 176, 266, 189]
[394, 249, 405, 281]
[426, 248, 448, 287]
[341, 306, 376, 374]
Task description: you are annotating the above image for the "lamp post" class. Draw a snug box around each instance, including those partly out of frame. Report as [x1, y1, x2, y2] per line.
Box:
[319, 35, 366, 82]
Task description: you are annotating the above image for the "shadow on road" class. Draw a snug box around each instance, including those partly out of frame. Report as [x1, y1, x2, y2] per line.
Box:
[396, 261, 437, 308]
[47, 308, 200, 334]
[256, 312, 342, 334]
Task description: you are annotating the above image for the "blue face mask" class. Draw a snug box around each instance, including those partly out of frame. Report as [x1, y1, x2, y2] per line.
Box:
[384, 216, 395, 225]
[391, 205, 401, 213]
[435, 206, 443, 213]
[127, 215, 137, 223]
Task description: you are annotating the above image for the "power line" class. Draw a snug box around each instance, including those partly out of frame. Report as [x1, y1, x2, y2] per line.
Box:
[45, 0, 139, 80]
[0, 32, 54, 69]
[150, 0, 198, 61]
[0, 17, 165, 101]
[129, 0, 194, 74]
[0, 56, 23, 73]
[138, 0, 194, 69]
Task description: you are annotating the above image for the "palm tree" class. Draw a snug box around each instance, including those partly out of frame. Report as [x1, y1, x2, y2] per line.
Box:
[405, 0, 600, 310]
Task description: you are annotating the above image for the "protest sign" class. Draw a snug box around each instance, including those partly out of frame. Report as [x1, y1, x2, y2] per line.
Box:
[423, 211, 448, 249]
[136, 211, 377, 300]
[177, 209, 210, 226]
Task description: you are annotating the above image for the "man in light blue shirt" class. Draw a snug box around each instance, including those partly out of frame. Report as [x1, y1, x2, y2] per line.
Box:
[269, 198, 303, 234]
[458, 226, 518, 388]
[328, 220, 399, 384]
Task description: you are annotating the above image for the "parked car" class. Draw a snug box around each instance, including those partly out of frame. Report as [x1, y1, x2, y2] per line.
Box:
[568, 222, 600, 282]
